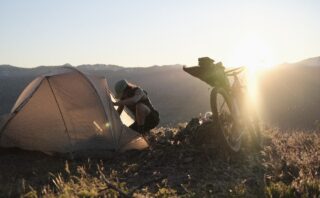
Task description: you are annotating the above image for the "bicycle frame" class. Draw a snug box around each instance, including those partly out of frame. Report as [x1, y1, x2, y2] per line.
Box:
[225, 67, 259, 133]
[184, 64, 263, 151]
[227, 67, 252, 118]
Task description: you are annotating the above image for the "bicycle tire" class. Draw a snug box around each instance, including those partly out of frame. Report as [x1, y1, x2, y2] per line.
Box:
[246, 113, 264, 149]
[210, 88, 242, 152]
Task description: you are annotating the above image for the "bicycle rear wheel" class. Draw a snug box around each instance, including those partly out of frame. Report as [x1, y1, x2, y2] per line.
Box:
[246, 113, 263, 148]
[210, 88, 242, 152]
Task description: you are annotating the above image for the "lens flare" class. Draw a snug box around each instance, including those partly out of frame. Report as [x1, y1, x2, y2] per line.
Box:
[229, 35, 276, 108]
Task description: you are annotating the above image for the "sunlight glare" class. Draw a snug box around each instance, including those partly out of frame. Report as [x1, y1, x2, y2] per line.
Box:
[229, 35, 277, 107]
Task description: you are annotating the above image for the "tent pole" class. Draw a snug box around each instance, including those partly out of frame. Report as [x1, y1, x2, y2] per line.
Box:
[46, 77, 74, 152]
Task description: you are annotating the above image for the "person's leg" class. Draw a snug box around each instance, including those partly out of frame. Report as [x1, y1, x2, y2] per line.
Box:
[135, 103, 151, 126]
[135, 104, 152, 144]
[144, 110, 160, 131]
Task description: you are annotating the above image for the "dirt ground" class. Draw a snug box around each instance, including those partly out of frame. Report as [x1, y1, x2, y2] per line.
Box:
[0, 122, 319, 197]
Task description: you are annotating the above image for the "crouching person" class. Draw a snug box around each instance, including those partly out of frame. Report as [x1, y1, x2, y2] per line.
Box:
[113, 79, 159, 135]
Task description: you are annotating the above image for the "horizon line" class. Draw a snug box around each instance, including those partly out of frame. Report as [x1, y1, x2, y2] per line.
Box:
[0, 55, 319, 69]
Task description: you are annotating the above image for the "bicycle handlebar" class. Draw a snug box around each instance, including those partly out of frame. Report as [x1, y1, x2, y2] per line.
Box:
[225, 66, 245, 76]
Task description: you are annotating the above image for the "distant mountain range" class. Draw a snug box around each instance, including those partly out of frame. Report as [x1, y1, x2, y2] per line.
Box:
[292, 56, 320, 67]
[260, 59, 320, 129]
[1, 57, 320, 129]
[279, 56, 320, 67]
[0, 63, 209, 125]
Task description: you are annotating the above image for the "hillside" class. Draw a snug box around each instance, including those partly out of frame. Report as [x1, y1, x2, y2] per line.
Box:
[260, 62, 320, 129]
[1, 57, 320, 129]
[0, 58, 320, 197]
[0, 125, 319, 197]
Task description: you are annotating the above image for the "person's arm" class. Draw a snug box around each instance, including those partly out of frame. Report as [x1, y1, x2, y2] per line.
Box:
[114, 88, 144, 106]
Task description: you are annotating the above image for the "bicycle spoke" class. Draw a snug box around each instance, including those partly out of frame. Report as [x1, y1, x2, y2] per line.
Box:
[235, 130, 244, 142]
[219, 100, 226, 114]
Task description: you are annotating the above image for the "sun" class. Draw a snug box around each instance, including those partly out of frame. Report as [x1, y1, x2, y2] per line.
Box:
[229, 35, 276, 71]
[228, 35, 277, 106]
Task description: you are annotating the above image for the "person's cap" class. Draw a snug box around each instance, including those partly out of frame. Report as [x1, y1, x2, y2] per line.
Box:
[114, 79, 129, 99]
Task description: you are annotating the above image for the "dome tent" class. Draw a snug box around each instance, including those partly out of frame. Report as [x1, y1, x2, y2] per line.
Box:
[0, 67, 148, 154]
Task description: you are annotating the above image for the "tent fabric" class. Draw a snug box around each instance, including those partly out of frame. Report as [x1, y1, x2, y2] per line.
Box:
[0, 67, 148, 153]
[11, 76, 44, 113]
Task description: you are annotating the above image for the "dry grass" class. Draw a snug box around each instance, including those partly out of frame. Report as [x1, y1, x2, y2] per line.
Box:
[0, 126, 319, 197]
[262, 129, 320, 197]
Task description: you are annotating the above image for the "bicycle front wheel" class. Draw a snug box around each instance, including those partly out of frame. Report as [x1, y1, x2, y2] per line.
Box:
[211, 88, 242, 152]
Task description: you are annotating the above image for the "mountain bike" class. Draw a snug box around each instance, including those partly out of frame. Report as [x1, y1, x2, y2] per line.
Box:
[183, 62, 263, 152]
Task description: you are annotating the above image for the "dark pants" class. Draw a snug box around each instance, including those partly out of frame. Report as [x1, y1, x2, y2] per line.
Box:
[130, 110, 160, 133]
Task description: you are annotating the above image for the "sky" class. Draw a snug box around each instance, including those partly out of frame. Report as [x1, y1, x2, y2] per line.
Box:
[0, 0, 320, 68]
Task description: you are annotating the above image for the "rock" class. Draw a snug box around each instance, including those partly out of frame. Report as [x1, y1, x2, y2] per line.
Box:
[174, 118, 219, 146]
